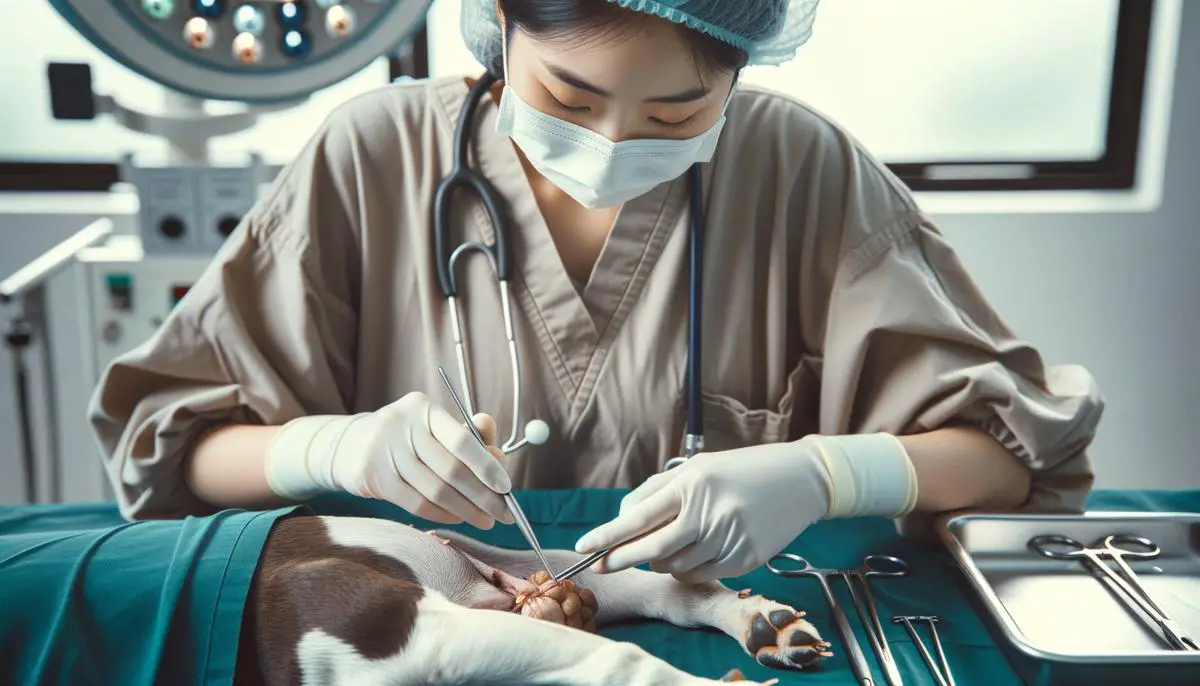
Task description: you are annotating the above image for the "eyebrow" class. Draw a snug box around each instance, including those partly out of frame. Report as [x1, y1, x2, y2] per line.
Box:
[546, 65, 711, 104]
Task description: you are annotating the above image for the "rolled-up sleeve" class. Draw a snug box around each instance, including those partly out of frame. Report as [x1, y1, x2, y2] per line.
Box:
[89, 107, 366, 520]
[820, 210, 1104, 513]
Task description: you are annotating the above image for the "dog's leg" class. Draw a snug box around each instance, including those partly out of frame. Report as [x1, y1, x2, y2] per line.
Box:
[431, 531, 829, 672]
[244, 517, 767, 686]
[309, 591, 767, 686]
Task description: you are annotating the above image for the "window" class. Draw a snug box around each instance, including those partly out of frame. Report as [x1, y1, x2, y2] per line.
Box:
[426, 0, 481, 79]
[747, 0, 1153, 191]
[425, 0, 1156, 193]
[0, 1, 392, 191]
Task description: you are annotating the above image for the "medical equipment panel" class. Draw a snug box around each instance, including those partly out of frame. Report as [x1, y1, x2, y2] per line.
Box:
[939, 512, 1200, 685]
[76, 235, 214, 380]
[126, 159, 266, 256]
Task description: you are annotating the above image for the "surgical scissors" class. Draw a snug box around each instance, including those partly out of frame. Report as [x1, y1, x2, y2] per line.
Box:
[767, 553, 910, 686]
[1028, 534, 1198, 651]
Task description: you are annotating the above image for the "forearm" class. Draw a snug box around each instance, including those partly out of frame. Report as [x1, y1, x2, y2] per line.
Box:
[184, 424, 289, 510]
[898, 425, 1032, 513]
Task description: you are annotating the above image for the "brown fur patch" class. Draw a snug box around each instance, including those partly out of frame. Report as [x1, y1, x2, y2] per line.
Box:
[235, 516, 424, 686]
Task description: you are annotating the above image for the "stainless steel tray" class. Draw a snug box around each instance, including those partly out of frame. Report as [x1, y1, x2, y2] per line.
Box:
[938, 511, 1200, 685]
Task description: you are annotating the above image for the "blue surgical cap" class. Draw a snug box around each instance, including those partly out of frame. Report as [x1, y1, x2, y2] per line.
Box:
[460, 0, 821, 72]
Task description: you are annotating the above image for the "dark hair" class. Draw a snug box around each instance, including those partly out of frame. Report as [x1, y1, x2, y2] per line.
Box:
[496, 0, 750, 79]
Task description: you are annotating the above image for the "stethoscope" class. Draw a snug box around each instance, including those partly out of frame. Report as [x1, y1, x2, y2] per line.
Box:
[433, 71, 705, 468]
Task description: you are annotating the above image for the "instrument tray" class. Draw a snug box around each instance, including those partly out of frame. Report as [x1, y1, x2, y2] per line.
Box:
[938, 511, 1200, 685]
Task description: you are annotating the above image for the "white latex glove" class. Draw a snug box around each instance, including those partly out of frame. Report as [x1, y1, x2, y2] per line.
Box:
[574, 434, 919, 583]
[265, 392, 516, 529]
[573, 441, 833, 584]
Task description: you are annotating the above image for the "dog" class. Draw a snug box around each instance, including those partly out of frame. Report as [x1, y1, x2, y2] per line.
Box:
[233, 514, 829, 685]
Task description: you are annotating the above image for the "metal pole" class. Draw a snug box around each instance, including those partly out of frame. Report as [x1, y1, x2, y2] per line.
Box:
[160, 89, 208, 165]
[0, 219, 114, 504]
[25, 286, 62, 502]
[5, 317, 36, 503]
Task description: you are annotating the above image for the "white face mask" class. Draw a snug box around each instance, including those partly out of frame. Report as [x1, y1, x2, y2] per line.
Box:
[495, 87, 728, 209]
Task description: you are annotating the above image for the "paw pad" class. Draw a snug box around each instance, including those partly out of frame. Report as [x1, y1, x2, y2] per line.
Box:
[745, 608, 831, 671]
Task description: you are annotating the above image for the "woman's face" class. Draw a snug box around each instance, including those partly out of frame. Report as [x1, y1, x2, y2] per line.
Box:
[504, 14, 736, 144]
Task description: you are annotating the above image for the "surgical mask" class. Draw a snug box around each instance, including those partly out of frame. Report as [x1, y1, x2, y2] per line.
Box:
[494, 19, 731, 209]
[495, 88, 727, 209]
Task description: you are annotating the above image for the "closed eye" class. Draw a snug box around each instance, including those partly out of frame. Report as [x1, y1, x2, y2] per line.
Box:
[550, 93, 590, 113]
[652, 115, 696, 130]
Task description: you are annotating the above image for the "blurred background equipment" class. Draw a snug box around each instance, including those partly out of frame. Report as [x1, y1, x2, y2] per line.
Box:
[47, 0, 435, 255]
[1, 0, 435, 504]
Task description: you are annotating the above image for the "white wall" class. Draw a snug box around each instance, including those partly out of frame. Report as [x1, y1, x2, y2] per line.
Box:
[933, 1, 1200, 489]
[1, 3, 1197, 504]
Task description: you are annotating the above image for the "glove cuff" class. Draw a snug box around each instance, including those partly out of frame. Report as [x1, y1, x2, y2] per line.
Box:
[265, 414, 363, 500]
[803, 433, 919, 520]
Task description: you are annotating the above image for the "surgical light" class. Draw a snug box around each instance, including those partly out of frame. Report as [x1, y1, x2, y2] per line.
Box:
[49, 0, 433, 103]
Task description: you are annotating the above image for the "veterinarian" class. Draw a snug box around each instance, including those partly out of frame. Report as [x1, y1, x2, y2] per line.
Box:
[91, 0, 1103, 584]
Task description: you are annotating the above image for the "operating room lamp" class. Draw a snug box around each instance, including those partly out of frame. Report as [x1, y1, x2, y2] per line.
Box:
[45, 0, 435, 252]
[50, 0, 433, 104]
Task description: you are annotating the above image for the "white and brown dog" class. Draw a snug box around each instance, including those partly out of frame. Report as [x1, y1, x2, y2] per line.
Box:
[235, 515, 830, 685]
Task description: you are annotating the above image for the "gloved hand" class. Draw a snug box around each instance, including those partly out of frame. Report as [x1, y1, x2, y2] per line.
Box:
[573, 441, 831, 583]
[264, 392, 516, 529]
[574, 434, 918, 583]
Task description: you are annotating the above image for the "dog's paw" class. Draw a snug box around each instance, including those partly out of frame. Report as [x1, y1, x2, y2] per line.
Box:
[740, 599, 832, 671]
[720, 668, 779, 685]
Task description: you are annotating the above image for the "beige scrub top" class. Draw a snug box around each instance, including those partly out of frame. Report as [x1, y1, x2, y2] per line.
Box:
[90, 77, 1104, 520]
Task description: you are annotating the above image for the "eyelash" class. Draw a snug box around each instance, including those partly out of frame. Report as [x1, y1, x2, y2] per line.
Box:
[551, 95, 590, 113]
[652, 116, 695, 130]
[550, 94, 695, 129]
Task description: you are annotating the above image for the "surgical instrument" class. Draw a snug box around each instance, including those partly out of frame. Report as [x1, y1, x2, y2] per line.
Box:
[551, 508, 684, 582]
[551, 522, 672, 582]
[892, 616, 954, 686]
[767, 553, 910, 686]
[1028, 534, 1199, 651]
[438, 366, 555, 576]
[553, 548, 611, 584]
[844, 557, 908, 686]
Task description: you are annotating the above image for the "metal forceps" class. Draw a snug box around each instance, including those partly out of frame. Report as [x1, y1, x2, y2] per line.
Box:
[438, 366, 555, 576]
[767, 553, 910, 686]
[1028, 534, 1199, 651]
[440, 365, 626, 584]
[892, 616, 954, 686]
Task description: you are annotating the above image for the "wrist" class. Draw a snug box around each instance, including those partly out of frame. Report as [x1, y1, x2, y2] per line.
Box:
[799, 433, 919, 520]
[265, 414, 365, 500]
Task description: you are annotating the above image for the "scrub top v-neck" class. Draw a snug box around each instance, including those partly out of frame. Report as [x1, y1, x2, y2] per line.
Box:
[90, 76, 1103, 521]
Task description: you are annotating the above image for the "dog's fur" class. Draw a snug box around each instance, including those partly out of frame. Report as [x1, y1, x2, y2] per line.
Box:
[235, 515, 827, 685]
